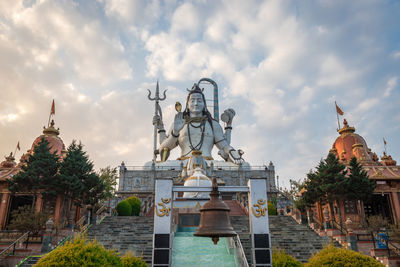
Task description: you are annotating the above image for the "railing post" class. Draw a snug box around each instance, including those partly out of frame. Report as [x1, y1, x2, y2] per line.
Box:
[41, 218, 54, 253]
[25, 233, 29, 249]
[371, 232, 376, 249]
[345, 218, 358, 251]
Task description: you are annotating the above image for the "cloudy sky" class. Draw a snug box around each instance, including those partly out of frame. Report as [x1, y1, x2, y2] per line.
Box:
[1, 0, 399, 189]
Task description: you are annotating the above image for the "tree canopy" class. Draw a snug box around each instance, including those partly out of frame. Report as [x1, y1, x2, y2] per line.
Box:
[346, 157, 375, 202]
[59, 141, 106, 207]
[8, 139, 108, 210]
[98, 166, 118, 199]
[302, 153, 375, 223]
[302, 153, 348, 207]
[8, 137, 60, 200]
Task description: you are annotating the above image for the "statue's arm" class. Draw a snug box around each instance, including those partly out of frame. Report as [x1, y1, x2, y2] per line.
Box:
[153, 115, 167, 144]
[213, 121, 244, 164]
[159, 125, 178, 153]
[158, 112, 185, 154]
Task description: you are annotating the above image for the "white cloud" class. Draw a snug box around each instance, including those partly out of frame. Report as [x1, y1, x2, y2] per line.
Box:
[170, 2, 200, 36]
[383, 76, 398, 97]
[0, 0, 399, 190]
[317, 55, 360, 87]
[392, 51, 400, 59]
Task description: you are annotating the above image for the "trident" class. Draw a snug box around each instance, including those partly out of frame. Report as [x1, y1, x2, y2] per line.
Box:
[147, 81, 167, 161]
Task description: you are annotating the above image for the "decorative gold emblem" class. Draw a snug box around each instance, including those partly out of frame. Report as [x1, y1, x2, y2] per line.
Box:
[251, 199, 266, 217]
[155, 198, 171, 217]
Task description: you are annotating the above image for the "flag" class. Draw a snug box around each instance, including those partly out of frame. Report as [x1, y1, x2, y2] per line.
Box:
[383, 138, 387, 145]
[335, 102, 344, 115]
[16, 141, 20, 151]
[51, 99, 55, 115]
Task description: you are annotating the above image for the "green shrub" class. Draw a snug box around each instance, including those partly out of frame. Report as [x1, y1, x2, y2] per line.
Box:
[8, 205, 48, 235]
[272, 248, 302, 267]
[268, 200, 277, 215]
[306, 244, 384, 267]
[35, 236, 122, 266]
[121, 251, 148, 267]
[126, 196, 141, 216]
[116, 200, 132, 216]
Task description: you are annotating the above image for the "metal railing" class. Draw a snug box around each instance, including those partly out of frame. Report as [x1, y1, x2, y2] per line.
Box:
[310, 213, 324, 230]
[122, 165, 269, 171]
[95, 204, 109, 224]
[388, 240, 400, 256]
[17, 232, 73, 267]
[0, 230, 24, 243]
[0, 231, 29, 260]
[228, 235, 249, 267]
[330, 219, 348, 235]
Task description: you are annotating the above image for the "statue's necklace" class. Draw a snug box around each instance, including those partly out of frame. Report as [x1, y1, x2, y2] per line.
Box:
[187, 120, 205, 152]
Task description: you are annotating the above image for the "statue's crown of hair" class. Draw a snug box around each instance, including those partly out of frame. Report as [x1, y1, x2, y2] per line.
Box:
[189, 83, 203, 94]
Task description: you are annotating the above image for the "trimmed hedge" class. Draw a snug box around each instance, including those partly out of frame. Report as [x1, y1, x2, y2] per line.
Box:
[126, 196, 141, 216]
[116, 200, 132, 216]
[35, 237, 148, 267]
[272, 248, 302, 267]
[35, 237, 121, 266]
[121, 251, 148, 267]
[306, 244, 385, 267]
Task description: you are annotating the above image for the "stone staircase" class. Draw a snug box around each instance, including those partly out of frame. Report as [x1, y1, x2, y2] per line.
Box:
[230, 216, 252, 265]
[270, 216, 333, 263]
[231, 215, 334, 264]
[86, 216, 153, 265]
[86, 214, 333, 265]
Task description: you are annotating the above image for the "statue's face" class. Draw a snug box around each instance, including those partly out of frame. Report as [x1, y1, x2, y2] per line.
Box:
[188, 93, 205, 114]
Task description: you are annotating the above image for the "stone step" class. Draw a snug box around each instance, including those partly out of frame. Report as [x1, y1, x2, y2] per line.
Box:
[86, 216, 154, 266]
[87, 215, 332, 265]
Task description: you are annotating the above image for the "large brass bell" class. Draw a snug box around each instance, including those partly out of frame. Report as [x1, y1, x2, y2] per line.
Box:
[194, 177, 237, 244]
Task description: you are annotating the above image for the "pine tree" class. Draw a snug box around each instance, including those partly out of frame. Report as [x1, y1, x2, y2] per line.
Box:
[303, 153, 347, 225]
[303, 170, 322, 206]
[59, 141, 105, 207]
[346, 157, 375, 202]
[8, 137, 60, 207]
[317, 153, 348, 205]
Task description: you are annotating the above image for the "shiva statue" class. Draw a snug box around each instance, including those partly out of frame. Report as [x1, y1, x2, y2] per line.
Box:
[152, 79, 245, 179]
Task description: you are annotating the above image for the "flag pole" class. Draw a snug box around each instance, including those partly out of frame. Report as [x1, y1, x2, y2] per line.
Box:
[47, 108, 52, 127]
[384, 138, 387, 154]
[335, 101, 340, 130]
[13, 142, 20, 158]
[47, 99, 55, 127]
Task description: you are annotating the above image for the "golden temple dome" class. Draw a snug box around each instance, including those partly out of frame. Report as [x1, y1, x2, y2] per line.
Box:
[330, 119, 377, 164]
[28, 119, 67, 159]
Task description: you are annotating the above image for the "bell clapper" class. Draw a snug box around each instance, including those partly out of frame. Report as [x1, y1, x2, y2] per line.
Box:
[212, 236, 219, 245]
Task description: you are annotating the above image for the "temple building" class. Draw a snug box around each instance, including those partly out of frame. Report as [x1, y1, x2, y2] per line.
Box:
[0, 119, 76, 230]
[312, 119, 400, 227]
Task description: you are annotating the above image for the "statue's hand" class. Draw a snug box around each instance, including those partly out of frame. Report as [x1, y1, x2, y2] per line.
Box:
[153, 115, 164, 130]
[173, 112, 185, 136]
[228, 149, 244, 165]
[221, 108, 236, 126]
